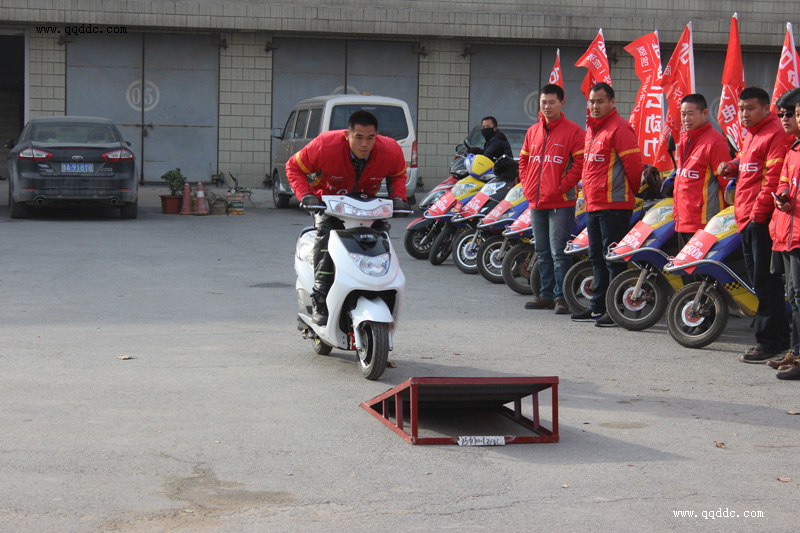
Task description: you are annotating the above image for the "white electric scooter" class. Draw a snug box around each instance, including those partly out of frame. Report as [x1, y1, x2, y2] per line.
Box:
[295, 193, 408, 380]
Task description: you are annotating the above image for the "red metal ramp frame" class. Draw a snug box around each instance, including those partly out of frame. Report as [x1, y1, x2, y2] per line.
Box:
[360, 376, 559, 445]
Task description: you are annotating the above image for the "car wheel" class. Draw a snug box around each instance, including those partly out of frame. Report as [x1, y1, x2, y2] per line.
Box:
[273, 171, 290, 209]
[120, 199, 138, 219]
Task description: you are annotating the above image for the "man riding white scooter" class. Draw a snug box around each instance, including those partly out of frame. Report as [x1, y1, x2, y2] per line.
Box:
[286, 110, 410, 325]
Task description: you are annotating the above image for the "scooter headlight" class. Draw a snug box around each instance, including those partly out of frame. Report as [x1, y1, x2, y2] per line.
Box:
[420, 189, 446, 208]
[704, 212, 737, 236]
[641, 204, 674, 225]
[451, 181, 478, 197]
[480, 181, 506, 197]
[327, 199, 392, 219]
[504, 185, 526, 203]
[349, 252, 391, 276]
[575, 195, 585, 214]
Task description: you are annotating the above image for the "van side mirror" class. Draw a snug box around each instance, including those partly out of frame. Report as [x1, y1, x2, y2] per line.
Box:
[271, 128, 283, 139]
[5, 139, 14, 149]
[126, 140, 132, 147]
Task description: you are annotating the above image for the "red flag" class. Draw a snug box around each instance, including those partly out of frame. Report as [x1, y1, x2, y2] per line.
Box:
[549, 49, 564, 89]
[654, 23, 695, 172]
[575, 29, 612, 122]
[625, 31, 663, 166]
[718, 13, 745, 149]
[771, 22, 800, 110]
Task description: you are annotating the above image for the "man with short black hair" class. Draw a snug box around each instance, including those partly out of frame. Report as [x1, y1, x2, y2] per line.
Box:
[470, 116, 514, 160]
[718, 87, 791, 362]
[674, 93, 732, 242]
[571, 82, 644, 327]
[519, 84, 585, 314]
[286, 110, 409, 325]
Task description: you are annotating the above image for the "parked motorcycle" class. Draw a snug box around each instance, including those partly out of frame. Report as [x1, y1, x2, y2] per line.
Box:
[604, 198, 683, 330]
[474, 184, 529, 284]
[403, 152, 468, 259]
[450, 157, 518, 274]
[425, 154, 496, 265]
[662, 206, 753, 348]
[295, 193, 410, 380]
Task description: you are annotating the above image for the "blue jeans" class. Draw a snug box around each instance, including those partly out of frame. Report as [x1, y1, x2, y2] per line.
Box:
[586, 209, 632, 314]
[782, 250, 800, 353]
[741, 221, 789, 351]
[531, 206, 575, 300]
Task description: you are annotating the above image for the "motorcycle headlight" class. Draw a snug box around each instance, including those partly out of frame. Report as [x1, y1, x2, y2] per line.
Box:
[349, 252, 391, 276]
[451, 181, 478, 197]
[480, 181, 505, 197]
[327, 199, 392, 219]
[575, 196, 585, 214]
[705, 213, 737, 236]
[420, 189, 446, 207]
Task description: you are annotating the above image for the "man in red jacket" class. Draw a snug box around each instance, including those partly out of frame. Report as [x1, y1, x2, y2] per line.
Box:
[571, 82, 644, 326]
[286, 110, 409, 324]
[674, 93, 732, 241]
[718, 87, 790, 362]
[519, 84, 585, 314]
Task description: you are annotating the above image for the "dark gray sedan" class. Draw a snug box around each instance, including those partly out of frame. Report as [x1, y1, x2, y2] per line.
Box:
[6, 116, 138, 219]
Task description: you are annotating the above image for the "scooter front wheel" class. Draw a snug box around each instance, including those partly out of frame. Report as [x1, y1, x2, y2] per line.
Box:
[476, 235, 506, 284]
[606, 269, 672, 331]
[667, 281, 728, 349]
[563, 259, 594, 314]
[403, 224, 437, 260]
[501, 243, 536, 294]
[429, 224, 455, 265]
[453, 230, 482, 274]
[357, 321, 389, 380]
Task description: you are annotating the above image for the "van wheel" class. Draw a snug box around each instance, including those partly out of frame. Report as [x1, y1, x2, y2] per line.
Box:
[272, 171, 290, 208]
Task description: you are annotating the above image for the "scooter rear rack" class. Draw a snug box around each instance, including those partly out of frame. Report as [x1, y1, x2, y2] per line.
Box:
[361, 376, 559, 445]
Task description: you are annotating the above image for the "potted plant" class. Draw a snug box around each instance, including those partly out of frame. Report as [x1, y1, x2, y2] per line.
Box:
[159, 168, 187, 214]
[225, 171, 252, 215]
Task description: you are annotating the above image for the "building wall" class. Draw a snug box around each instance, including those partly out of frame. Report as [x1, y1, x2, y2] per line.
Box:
[28, 32, 64, 118]
[218, 32, 272, 187]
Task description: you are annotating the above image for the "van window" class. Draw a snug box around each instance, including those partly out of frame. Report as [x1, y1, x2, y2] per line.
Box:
[294, 109, 309, 139]
[283, 111, 297, 140]
[306, 108, 323, 138]
[330, 104, 409, 141]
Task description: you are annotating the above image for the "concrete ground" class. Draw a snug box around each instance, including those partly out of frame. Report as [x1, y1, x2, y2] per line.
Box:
[0, 183, 797, 532]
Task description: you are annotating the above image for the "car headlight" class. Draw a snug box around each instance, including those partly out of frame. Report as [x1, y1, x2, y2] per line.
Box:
[349, 252, 391, 276]
[480, 181, 505, 196]
[327, 199, 392, 219]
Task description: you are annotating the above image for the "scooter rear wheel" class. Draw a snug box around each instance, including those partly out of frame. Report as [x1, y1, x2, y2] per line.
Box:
[403, 224, 437, 260]
[501, 243, 536, 294]
[529, 257, 542, 297]
[605, 269, 672, 331]
[312, 335, 333, 355]
[429, 224, 456, 265]
[666, 281, 728, 349]
[453, 230, 483, 274]
[563, 259, 594, 314]
[476, 235, 507, 284]
[357, 321, 389, 380]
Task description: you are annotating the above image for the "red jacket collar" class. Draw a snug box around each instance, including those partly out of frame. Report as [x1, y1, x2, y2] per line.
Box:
[539, 111, 565, 129]
[681, 121, 713, 142]
[745, 112, 780, 135]
[587, 108, 619, 131]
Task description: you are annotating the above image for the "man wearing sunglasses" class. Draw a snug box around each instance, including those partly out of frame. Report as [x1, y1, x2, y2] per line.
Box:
[718, 87, 792, 364]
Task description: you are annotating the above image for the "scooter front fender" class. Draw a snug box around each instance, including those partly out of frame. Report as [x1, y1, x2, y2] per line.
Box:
[406, 216, 435, 231]
[350, 296, 395, 329]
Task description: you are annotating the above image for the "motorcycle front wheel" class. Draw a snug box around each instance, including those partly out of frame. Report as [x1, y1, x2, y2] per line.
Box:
[563, 259, 594, 314]
[453, 230, 483, 274]
[666, 281, 728, 349]
[403, 224, 437, 260]
[476, 235, 507, 284]
[501, 243, 536, 295]
[605, 269, 672, 331]
[357, 321, 389, 380]
[429, 224, 456, 265]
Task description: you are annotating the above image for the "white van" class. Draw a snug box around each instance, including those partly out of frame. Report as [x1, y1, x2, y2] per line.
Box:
[270, 95, 418, 208]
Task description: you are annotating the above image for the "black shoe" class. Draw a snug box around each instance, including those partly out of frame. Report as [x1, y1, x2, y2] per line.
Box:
[738, 346, 781, 364]
[311, 293, 328, 325]
[594, 313, 616, 327]
[571, 309, 602, 322]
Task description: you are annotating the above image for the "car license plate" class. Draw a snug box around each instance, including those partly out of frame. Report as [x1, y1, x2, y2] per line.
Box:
[61, 162, 93, 173]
